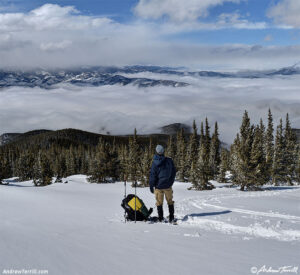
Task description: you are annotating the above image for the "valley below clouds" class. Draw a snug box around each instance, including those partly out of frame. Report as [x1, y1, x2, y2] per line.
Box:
[1, 73, 300, 144]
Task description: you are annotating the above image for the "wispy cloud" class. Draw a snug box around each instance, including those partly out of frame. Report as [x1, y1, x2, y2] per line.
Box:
[267, 0, 300, 28]
[134, 0, 242, 22]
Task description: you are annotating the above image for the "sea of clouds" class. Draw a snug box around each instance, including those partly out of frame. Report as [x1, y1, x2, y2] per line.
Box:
[1, 73, 300, 144]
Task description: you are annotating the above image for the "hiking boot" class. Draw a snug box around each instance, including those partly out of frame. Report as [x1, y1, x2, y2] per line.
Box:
[168, 204, 174, 222]
[157, 206, 163, 222]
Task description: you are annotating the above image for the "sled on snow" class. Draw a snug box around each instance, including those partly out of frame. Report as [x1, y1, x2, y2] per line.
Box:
[121, 194, 153, 222]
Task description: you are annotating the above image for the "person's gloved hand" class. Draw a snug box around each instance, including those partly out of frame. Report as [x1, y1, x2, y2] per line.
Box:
[150, 186, 154, 193]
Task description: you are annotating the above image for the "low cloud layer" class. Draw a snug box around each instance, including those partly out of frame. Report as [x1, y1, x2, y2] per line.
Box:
[1, 75, 300, 144]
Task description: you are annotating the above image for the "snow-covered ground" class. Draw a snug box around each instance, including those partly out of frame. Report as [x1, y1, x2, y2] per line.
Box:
[0, 176, 299, 275]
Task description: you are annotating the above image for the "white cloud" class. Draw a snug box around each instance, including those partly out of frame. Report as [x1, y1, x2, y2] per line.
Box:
[156, 12, 267, 33]
[0, 3, 297, 70]
[134, 0, 241, 22]
[40, 40, 72, 52]
[217, 12, 267, 29]
[267, 0, 300, 28]
[0, 4, 114, 32]
[1, 75, 300, 144]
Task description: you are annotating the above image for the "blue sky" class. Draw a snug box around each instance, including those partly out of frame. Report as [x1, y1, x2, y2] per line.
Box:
[0, 0, 300, 69]
[1, 0, 297, 45]
[1, 0, 138, 19]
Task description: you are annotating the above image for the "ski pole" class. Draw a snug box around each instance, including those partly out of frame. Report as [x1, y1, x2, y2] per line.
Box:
[124, 177, 127, 223]
[135, 180, 137, 223]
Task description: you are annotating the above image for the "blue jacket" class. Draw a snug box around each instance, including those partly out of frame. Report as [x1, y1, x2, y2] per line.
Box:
[149, 154, 176, 190]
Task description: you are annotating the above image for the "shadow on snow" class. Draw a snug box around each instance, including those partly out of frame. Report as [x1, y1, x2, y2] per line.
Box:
[263, 186, 300, 191]
[182, 210, 232, 221]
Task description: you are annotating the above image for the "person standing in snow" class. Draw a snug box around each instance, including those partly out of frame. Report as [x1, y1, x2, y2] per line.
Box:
[149, 145, 176, 222]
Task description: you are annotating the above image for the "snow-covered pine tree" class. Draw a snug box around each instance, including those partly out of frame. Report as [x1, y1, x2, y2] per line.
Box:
[272, 119, 286, 185]
[265, 109, 274, 182]
[209, 121, 221, 180]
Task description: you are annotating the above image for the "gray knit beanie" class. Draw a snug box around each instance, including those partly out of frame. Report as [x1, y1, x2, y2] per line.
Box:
[156, 145, 165, 155]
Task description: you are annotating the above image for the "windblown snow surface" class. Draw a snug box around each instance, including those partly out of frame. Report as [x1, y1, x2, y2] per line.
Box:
[0, 176, 299, 275]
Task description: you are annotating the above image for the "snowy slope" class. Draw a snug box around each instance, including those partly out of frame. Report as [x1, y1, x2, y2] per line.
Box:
[0, 176, 299, 275]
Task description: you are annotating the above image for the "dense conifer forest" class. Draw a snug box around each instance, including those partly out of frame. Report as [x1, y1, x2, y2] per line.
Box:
[0, 109, 299, 190]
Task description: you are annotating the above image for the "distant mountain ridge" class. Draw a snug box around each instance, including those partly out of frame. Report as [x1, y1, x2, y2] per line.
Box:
[0, 64, 299, 89]
[1, 126, 299, 148]
[0, 67, 188, 89]
[0, 128, 171, 149]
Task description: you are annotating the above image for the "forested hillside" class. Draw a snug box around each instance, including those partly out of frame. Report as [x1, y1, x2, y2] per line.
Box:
[0, 110, 300, 189]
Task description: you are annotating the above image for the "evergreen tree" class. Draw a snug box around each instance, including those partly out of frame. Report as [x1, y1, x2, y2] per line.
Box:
[128, 129, 141, 185]
[265, 109, 274, 182]
[283, 113, 297, 185]
[66, 147, 76, 176]
[119, 145, 129, 181]
[0, 157, 4, 184]
[16, 151, 35, 181]
[230, 134, 241, 185]
[166, 135, 176, 159]
[200, 121, 204, 145]
[296, 148, 300, 184]
[189, 160, 198, 187]
[33, 152, 53, 186]
[196, 137, 210, 189]
[195, 119, 212, 189]
[140, 146, 152, 187]
[88, 138, 116, 183]
[108, 142, 120, 182]
[175, 128, 186, 182]
[249, 125, 268, 187]
[187, 120, 198, 182]
[272, 119, 286, 185]
[209, 121, 221, 179]
[218, 148, 229, 183]
[231, 111, 254, 190]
